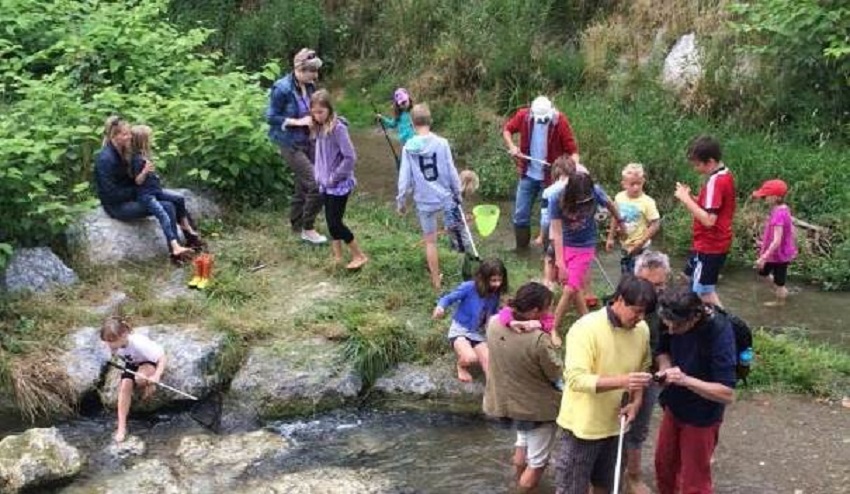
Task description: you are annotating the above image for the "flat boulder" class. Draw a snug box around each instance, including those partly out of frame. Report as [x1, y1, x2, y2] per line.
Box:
[1, 247, 78, 294]
[0, 427, 84, 493]
[223, 338, 362, 429]
[372, 359, 484, 413]
[68, 188, 220, 266]
[99, 325, 229, 411]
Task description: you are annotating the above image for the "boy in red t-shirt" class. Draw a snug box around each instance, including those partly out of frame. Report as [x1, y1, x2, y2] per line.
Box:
[674, 135, 736, 307]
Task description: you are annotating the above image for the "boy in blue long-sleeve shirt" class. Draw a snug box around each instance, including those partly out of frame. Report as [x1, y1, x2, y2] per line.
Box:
[397, 103, 463, 290]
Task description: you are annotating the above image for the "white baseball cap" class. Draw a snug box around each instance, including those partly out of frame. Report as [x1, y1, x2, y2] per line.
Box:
[531, 96, 554, 121]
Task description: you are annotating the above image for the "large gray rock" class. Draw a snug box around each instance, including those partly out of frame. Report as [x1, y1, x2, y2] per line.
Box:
[99, 325, 228, 411]
[61, 459, 183, 494]
[174, 430, 289, 491]
[68, 189, 220, 266]
[662, 33, 702, 94]
[63, 327, 111, 402]
[0, 428, 84, 493]
[223, 338, 362, 429]
[1, 247, 78, 294]
[372, 359, 484, 414]
[243, 467, 409, 494]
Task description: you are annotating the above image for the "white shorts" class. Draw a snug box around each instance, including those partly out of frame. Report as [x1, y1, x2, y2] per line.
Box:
[515, 422, 557, 468]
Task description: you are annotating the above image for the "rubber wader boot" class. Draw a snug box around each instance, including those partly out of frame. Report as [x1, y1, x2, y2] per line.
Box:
[515, 226, 531, 250]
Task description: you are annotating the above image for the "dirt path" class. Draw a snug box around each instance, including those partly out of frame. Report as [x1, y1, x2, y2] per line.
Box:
[638, 393, 850, 494]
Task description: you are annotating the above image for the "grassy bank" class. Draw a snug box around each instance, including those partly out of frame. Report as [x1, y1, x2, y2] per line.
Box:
[2, 199, 848, 419]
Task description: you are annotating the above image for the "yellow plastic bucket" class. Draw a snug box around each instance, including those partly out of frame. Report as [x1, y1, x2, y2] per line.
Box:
[473, 205, 500, 237]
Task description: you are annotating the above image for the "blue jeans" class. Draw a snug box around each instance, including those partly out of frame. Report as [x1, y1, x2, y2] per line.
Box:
[140, 194, 180, 244]
[512, 176, 543, 227]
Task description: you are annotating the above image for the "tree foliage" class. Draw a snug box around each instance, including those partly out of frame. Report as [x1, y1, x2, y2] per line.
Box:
[0, 0, 286, 263]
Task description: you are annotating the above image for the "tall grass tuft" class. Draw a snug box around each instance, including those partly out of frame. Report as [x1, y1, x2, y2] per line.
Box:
[341, 310, 416, 387]
[10, 355, 77, 422]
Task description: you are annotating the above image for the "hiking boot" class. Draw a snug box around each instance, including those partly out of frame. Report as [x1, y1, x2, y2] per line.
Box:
[300, 230, 328, 245]
[514, 226, 531, 250]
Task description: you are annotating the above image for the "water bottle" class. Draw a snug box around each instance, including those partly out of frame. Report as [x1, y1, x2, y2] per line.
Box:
[739, 347, 754, 366]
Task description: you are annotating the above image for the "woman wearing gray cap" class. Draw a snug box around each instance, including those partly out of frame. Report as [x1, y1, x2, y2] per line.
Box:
[266, 48, 327, 244]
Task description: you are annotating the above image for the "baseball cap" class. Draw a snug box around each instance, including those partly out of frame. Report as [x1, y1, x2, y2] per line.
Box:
[752, 179, 788, 198]
[530, 96, 554, 121]
[393, 88, 410, 106]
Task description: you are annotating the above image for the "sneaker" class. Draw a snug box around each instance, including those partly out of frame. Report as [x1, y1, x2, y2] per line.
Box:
[301, 230, 328, 244]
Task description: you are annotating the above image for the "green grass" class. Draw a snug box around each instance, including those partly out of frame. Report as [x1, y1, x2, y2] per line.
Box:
[749, 329, 850, 398]
[2, 198, 848, 419]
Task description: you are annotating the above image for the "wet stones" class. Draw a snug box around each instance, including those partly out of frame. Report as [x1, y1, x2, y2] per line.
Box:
[373, 358, 484, 414]
[0, 427, 84, 493]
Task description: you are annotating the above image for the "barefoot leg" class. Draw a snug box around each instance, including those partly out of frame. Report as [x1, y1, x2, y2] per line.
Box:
[452, 337, 478, 382]
[115, 377, 134, 442]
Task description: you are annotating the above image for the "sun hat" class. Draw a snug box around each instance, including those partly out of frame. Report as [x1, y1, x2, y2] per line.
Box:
[752, 179, 788, 198]
[294, 48, 322, 71]
[393, 88, 410, 106]
[530, 96, 555, 122]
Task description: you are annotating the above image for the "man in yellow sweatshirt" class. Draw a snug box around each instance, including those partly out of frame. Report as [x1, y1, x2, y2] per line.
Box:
[554, 275, 657, 494]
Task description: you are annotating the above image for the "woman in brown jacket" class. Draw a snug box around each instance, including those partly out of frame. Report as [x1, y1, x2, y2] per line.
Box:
[483, 282, 563, 492]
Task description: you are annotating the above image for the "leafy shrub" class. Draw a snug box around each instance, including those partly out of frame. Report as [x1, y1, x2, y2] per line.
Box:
[729, 0, 850, 140]
[0, 0, 287, 251]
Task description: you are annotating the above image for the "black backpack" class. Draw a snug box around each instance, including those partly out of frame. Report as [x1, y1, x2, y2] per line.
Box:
[710, 306, 754, 383]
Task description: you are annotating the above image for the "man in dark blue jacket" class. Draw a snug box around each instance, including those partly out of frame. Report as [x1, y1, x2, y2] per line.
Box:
[654, 285, 737, 494]
[266, 48, 327, 245]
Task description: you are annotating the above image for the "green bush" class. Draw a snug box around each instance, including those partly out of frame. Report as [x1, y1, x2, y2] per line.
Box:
[729, 0, 850, 140]
[0, 0, 286, 251]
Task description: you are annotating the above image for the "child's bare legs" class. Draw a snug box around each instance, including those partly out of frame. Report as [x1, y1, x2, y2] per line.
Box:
[513, 446, 527, 481]
[115, 363, 155, 442]
[552, 285, 579, 332]
[179, 217, 198, 236]
[533, 233, 543, 246]
[765, 284, 788, 307]
[452, 337, 478, 382]
[115, 377, 134, 442]
[345, 239, 368, 270]
[424, 233, 441, 290]
[518, 466, 546, 493]
[331, 240, 343, 264]
[170, 239, 192, 257]
[473, 343, 489, 377]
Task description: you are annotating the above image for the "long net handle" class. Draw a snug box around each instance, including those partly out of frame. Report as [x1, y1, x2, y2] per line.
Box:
[108, 361, 198, 401]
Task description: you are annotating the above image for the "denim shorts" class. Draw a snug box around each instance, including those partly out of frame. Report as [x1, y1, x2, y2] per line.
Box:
[416, 208, 438, 235]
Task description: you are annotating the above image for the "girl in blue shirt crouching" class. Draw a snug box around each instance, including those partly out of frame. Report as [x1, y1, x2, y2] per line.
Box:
[433, 259, 509, 382]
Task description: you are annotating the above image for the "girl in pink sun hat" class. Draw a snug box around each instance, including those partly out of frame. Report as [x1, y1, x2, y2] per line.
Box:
[752, 178, 797, 306]
[376, 87, 415, 145]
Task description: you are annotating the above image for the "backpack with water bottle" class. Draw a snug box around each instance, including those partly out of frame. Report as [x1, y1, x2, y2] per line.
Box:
[709, 306, 754, 384]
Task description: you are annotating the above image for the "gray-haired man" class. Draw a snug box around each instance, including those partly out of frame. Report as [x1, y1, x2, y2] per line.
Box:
[624, 251, 671, 494]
